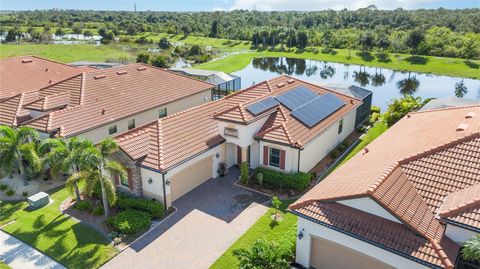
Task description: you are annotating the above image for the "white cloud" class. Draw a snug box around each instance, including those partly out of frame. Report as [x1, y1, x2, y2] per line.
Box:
[212, 6, 227, 11]
[229, 0, 441, 11]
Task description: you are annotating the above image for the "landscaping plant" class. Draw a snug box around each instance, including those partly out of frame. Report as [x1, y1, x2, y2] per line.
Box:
[117, 196, 164, 219]
[75, 200, 92, 211]
[271, 196, 281, 221]
[0, 184, 7, 191]
[240, 162, 249, 183]
[0, 126, 41, 186]
[6, 189, 15, 196]
[462, 235, 480, 262]
[233, 239, 290, 269]
[254, 168, 311, 190]
[109, 210, 151, 234]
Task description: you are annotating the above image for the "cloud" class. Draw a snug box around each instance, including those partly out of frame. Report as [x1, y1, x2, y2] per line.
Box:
[229, 0, 442, 11]
[212, 6, 227, 11]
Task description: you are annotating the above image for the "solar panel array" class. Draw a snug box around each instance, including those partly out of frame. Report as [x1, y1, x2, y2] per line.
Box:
[291, 93, 345, 128]
[246, 97, 279, 115]
[275, 86, 319, 111]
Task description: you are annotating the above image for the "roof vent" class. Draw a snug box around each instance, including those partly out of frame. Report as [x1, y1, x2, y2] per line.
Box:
[350, 100, 355, 105]
[465, 112, 476, 119]
[116, 71, 128, 75]
[22, 59, 33, 63]
[101, 108, 106, 115]
[48, 80, 52, 84]
[94, 75, 106, 80]
[287, 79, 295, 84]
[45, 68, 49, 72]
[363, 148, 369, 155]
[137, 66, 147, 71]
[456, 123, 468, 131]
[277, 82, 286, 88]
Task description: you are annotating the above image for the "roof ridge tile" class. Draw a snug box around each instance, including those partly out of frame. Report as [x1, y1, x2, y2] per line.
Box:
[412, 104, 480, 114]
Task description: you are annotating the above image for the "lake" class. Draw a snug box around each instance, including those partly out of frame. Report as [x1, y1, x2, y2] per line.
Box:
[233, 57, 480, 110]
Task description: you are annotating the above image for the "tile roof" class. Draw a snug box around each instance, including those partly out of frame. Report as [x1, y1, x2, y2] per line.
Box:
[0, 55, 85, 100]
[291, 105, 480, 268]
[213, 76, 361, 148]
[294, 202, 459, 269]
[116, 76, 358, 172]
[16, 64, 213, 137]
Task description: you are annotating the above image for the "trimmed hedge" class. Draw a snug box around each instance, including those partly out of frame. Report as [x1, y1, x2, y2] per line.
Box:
[117, 196, 164, 219]
[109, 210, 151, 234]
[254, 168, 311, 190]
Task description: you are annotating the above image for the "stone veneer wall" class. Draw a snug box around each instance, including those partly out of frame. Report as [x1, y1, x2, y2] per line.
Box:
[111, 150, 143, 197]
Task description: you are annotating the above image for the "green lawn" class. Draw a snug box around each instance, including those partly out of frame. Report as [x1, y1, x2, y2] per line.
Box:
[210, 199, 297, 269]
[0, 261, 12, 269]
[0, 44, 133, 63]
[195, 50, 480, 79]
[0, 187, 117, 269]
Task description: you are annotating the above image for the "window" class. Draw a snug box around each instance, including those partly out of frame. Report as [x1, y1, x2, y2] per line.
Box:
[338, 119, 343, 134]
[108, 125, 117, 135]
[224, 127, 239, 138]
[128, 119, 135, 130]
[121, 173, 129, 187]
[269, 147, 280, 168]
[159, 108, 167, 118]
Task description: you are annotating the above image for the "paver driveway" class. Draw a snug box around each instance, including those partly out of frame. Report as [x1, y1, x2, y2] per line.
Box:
[102, 168, 269, 269]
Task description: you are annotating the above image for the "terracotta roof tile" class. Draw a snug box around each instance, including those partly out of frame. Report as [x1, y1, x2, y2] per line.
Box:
[295, 202, 458, 269]
[0, 55, 84, 100]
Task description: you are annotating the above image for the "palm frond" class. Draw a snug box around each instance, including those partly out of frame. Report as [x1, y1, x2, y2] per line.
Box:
[38, 138, 66, 156]
[98, 137, 118, 157]
[66, 171, 90, 195]
[105, 160, 127, 182]
[19, 142, 41, 174]
[0, 125, 15, 140]
[17, 126, 40, 143]
[101, 175, 118, 206]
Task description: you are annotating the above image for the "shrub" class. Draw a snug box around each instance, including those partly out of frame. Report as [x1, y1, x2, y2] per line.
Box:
[240, 162, 249, 183]
[233, 239, 290, 269]
[92, 205, 104, 216]
[369, 112, 380, 125]
[256, 172, 264, 185]
[75, 200, 92, 211]
[6, 189, 14, 196]
[22, 191, 28, 197]
[330, 148, 339, 159]
[254, 168, 311, 190]
[371, 106, 381, 114]
[117, 197, 164, 219]
[0, 184, 7, 191]
[109, 210, 151, 234]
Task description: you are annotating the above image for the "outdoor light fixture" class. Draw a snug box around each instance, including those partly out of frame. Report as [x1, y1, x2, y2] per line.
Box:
[148, 178, 153, 184]
[297, 229, 304, 240]
[165, 180, 171, 186]
[216, 153, 220, 159]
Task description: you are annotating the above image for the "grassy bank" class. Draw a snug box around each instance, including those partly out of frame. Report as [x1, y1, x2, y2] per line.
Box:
[0, 44, 133, 63]
[0, 187, 117, 269]
[196, 49, 480, 79]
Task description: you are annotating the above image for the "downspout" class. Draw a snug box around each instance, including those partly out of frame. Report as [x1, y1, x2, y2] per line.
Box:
[297, 148, 301, 173]
[161, 173, 168, 210]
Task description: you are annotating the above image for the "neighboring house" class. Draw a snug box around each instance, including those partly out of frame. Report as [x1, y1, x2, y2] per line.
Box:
[420, 97, 479, 111]
[0, 55, 87, 100]
[113, 76, 362, 207]
[289, 105, 480, 269]
[322, 83, 372, 126]
[70, 61, 124, 69]
[0, 60, 214, 143]
[169, 67, 241, 100]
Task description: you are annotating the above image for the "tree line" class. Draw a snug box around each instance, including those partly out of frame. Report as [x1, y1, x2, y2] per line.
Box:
[1, 7, 479, 59]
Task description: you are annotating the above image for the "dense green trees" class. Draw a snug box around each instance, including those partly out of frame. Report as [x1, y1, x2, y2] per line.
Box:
[1, 9, 479, 59]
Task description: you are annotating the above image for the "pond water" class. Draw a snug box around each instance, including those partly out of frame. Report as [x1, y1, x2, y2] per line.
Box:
[233, 57, 480, 110]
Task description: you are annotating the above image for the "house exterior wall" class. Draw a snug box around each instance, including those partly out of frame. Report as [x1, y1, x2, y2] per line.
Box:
[356, 93, 372, 126]
[296, 217, 429, 269]
[337, 197, 401, 223]
[111, 150, 142, 196]
[75, 89, 212, 143]
[299, 109, 356, 172]
[140, 167, 165, 203]
[259, 141, 299, 173]
[445, 224, 479, 245]
[218, 117, 269, 148]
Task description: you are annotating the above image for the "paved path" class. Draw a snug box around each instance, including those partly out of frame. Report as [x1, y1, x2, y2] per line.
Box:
[102, 169, 270, 269]
[0, 230, 66, 269]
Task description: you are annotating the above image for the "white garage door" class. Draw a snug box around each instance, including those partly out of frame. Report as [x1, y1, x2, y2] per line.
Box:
[310, 237, 394, 269]
[170, 156, 213, 202]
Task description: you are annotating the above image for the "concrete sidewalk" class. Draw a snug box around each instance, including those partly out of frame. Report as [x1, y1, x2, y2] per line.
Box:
[0, 230, 66, 269]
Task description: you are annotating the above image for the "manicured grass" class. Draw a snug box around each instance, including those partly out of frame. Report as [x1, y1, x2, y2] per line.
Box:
[0, 44, 132, 63]
[0, 187, 117, 269]
[195, 49, 480, 79]
[210, 199, 297, 269]
[0, 261, 12, 269]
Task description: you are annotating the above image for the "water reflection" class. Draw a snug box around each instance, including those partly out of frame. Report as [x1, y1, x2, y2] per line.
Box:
[234, 57, 480, 110]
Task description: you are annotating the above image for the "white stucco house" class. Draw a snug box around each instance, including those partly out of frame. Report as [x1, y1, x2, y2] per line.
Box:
[113, 76, 364, 208]
[289, 105, 480, 269]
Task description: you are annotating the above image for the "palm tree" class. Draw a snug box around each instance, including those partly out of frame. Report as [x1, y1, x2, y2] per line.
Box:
[371, 68, 386, 87]
[67, 138, 126, 217]
[38, 137, 93, 202]
[0, 126, 40, 185]
[454, 79, 468, 98]
[462, 235, 480, 262]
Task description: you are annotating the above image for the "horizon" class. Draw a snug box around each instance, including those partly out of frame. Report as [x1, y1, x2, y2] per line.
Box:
[0, 0, 479, 12]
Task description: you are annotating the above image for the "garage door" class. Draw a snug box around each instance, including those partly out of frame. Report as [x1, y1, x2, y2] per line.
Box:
[310, 237, 394, 269]
[170, 156, 213, 202]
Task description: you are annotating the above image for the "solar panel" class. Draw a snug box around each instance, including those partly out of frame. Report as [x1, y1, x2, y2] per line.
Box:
[246, 97, 279, 115]
[275, 86, 319, 111]
[291, 93, 345, 127]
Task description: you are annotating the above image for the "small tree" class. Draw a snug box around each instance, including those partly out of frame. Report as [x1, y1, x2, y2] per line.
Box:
[454, 79, 468, 98]
[136, 53, 150, 64]
[233, 239, 289, 269]
[383, 95, 426, 126]
[150, 55, 169, 68]
[462, 235, 480, 262]
[271, 196, 281, 220]
[240, 162, 249, 183]
[158, 37, 171, 49]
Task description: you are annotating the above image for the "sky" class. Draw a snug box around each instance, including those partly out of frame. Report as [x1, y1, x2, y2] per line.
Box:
[0, 0, 478, 11]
